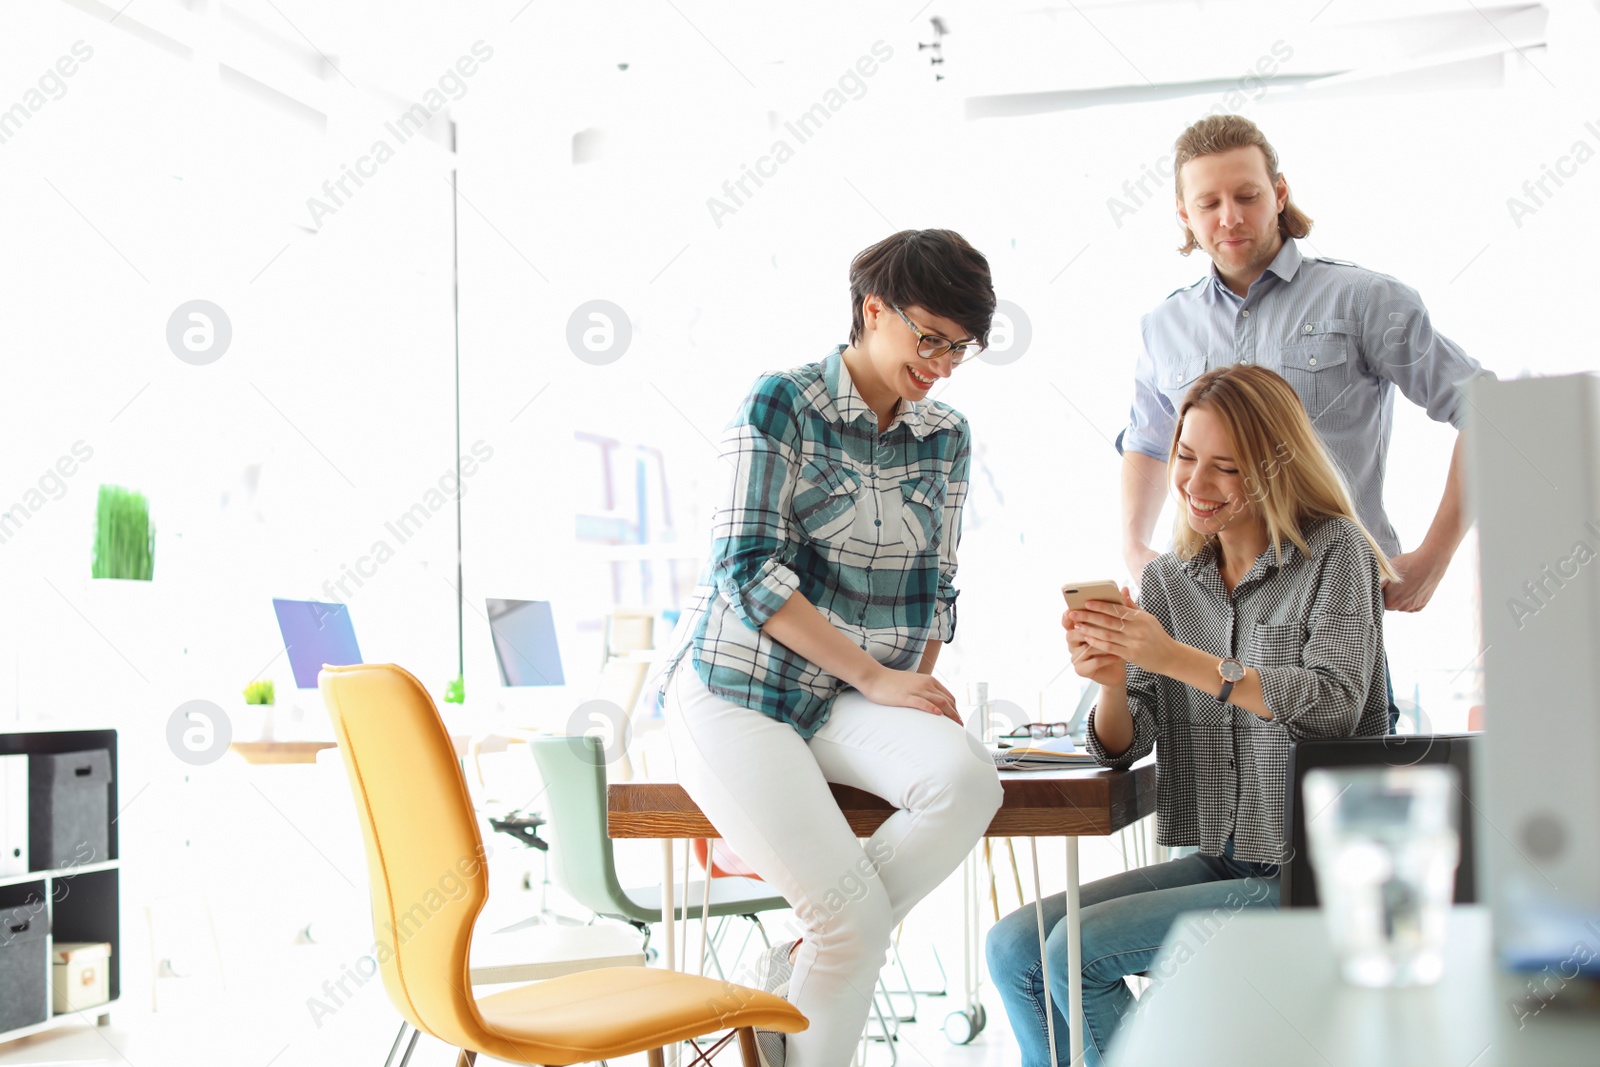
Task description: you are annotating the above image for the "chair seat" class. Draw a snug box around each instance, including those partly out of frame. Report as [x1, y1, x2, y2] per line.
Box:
[474, 965, 807, 1064]
[625, 876, 788, 920]
[469, 922, 646, 985]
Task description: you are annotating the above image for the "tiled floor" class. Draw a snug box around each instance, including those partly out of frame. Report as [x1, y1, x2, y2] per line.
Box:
[0, 983, 1022, 1067]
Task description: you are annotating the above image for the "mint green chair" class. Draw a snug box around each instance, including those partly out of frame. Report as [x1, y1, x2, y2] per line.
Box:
[528, 736, 789, 970]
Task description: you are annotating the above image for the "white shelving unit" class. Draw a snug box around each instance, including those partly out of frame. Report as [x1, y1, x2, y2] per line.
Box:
[0, 729, 120, 1044]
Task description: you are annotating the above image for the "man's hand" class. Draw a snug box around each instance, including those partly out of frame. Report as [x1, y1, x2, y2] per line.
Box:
[1069, 587, 1180, 676]
[1064, 607, 1126, 688]
[858, 666, 961, 723]
[1384, 546, 1448, 612]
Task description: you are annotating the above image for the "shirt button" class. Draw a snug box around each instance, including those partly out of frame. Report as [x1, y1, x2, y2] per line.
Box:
[1240, 309, 1250, 317]
[1308, 357, 1318, 366]
[874, 519, 882, 527]
[1303, 323, 1314, 334]
[1238, 359, 1250, 365]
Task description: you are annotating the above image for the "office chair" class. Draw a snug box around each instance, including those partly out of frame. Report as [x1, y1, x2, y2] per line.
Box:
[527, 736, 790, 969]
[319, 663, 805, 1066]
[1281, 732, 1480, 908]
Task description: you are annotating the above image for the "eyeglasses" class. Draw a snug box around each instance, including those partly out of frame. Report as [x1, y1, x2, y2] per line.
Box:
[1002, 722, 1072, 740]
[892, 305, 984, 367]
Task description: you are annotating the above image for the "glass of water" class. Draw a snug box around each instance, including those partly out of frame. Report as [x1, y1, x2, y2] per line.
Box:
[1304, 764, 1461, 987]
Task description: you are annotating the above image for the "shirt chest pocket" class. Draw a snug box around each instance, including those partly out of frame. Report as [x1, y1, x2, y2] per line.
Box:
[794, 457, 862, 549]
[897, 475, 946, 554]
[1159, 355, 1208, 408]
[1250, 622, 1306, 668]
[1277, 319, 1358, 419]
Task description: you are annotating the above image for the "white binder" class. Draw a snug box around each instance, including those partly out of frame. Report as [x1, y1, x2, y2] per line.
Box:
[0, 754, 27, 876]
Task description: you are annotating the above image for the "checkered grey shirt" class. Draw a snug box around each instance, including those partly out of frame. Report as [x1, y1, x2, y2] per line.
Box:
[1085, 516, 1390, 865]
[658, 348, 970, 738]
[1122, 238, 1492, 557]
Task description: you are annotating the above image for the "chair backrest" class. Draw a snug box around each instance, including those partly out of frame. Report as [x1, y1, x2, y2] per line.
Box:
[526, 736, 641, 922]
[1281, 733, 1480, 908]
[318, 663, 490, 1048]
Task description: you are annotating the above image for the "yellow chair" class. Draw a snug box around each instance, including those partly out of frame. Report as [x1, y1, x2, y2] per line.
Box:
[318, 662, 807, 1066]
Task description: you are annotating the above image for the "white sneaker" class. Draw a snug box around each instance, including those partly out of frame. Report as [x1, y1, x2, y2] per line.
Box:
[752, 940, 797, 1067]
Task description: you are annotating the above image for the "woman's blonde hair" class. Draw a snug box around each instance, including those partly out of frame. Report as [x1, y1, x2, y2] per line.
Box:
[1169, 365, 1397, 582]
[1173, 115, 1313, 256]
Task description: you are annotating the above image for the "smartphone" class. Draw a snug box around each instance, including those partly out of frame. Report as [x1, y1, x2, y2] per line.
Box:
[1060, 580, 1124, 612]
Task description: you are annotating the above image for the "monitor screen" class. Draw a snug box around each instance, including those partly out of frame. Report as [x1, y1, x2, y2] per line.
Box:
[272, 598, 363, 689]
[487, 598, 565, 687]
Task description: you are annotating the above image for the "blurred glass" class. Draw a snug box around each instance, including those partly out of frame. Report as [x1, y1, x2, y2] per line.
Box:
[1304, 764, 1461, 987]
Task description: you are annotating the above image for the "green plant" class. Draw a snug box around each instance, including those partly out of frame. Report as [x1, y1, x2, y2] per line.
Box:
[91, 485, 155, 580]
[243, 679, 275, 705]
[444, 674, 465, 704]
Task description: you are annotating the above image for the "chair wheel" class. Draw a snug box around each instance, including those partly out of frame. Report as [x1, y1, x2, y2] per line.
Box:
[944, 1008, 980, 1045]
[644, 946, 659, 964]
[973, 1003, 987, 1033]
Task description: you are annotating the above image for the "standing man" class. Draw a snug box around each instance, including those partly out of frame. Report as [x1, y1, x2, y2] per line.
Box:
[1118, 114, 1491, 732]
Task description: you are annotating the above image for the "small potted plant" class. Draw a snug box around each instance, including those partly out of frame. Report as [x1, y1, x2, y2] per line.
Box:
[242, 678, 276, 740]
[443, 674, 465, 705]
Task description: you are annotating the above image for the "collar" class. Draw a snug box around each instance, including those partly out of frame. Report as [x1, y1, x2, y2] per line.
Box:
[1209, 237, 1303, 299]
[822, 346, 945, 439]
[1181, 533, 1306, 591]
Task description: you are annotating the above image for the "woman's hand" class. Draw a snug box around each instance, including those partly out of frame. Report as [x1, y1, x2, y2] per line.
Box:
[858, 666, 961, 723]
[1067, 587, 1180, 677]
[1063, 607, 1126, 688]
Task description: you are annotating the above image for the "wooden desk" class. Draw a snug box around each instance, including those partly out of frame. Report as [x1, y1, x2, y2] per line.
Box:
[608, 761, 1157, 1062]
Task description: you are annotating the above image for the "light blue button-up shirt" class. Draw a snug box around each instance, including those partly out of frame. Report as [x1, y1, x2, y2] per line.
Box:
[1122, 238, 1491, 556]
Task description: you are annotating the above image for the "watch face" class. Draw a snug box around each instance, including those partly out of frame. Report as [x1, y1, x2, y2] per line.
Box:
[1220, 658, 1246, 682]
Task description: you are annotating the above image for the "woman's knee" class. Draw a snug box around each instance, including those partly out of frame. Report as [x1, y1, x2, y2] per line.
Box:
[985, 903, 1042, 978]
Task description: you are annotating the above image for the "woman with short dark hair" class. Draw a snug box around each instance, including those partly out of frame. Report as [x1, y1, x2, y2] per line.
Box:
[658, 230, 1005, 1067]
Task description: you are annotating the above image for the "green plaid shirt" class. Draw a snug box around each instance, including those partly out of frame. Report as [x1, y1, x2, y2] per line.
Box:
[660, 347, 971, 737]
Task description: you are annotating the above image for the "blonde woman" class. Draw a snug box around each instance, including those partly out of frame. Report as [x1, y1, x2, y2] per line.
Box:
[987, 364, 1395, 1066]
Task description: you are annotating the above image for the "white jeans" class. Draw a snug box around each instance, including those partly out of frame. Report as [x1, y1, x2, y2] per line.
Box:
[665, 666, 1003, 1067]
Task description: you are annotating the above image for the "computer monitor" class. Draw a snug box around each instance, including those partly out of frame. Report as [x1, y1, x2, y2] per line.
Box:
[272, 598, 363, 689]
[487, 599, 565, 687]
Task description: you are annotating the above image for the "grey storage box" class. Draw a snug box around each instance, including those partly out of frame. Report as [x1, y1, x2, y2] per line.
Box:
[29, 750, 111, 870]
[0, 904, 49, 1033]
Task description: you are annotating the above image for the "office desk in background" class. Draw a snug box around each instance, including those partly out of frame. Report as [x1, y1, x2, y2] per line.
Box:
[1109, 906, 1600, 1067]
[609, 761, 1157, 1064]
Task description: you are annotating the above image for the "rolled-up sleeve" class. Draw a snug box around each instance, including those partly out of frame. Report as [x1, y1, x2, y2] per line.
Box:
[1256, 535, 1383, 739]
[708, 378, 804, 630]
[1121, 316, 1179, 460]
[930, 419, 971, 642]
[1359, 272, 1492, 430]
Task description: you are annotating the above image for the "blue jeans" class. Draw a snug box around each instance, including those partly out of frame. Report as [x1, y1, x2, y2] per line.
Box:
[985, 843, 1280, 1066]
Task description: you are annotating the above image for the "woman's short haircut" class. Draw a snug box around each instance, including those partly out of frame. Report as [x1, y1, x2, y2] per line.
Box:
[1172, 115, 1313, 255]
[1169, 364, 1397, 581]
[847, 230, 997, 346]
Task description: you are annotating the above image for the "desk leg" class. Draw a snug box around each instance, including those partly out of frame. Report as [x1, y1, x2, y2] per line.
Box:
[662, 840, 676, 971]
[1029, 838, 1057, 1067]
[1066, 836, 1084, 1065]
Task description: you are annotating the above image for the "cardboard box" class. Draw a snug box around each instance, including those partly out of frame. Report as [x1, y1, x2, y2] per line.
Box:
[51, 941, 111, 1013]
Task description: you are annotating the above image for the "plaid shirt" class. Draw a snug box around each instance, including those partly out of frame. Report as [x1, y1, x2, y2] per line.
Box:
[660, 347, 970, 738]
[1085, 516, 1390, 865]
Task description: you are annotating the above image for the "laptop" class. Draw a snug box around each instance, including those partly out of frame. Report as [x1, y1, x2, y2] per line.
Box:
[486, 599, 565, 687]
[272, 598, 363, 689]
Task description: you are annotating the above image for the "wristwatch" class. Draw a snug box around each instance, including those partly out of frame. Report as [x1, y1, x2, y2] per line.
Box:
[1216, 657, 1246, 704]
